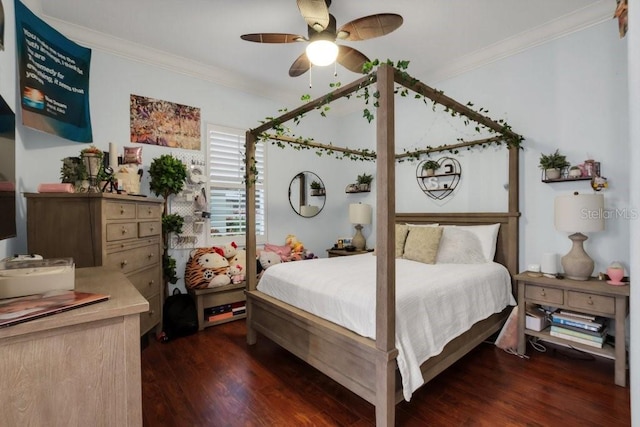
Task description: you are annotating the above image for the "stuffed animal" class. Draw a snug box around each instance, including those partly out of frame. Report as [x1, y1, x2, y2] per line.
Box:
[256, 250, 281, 278]
[185, 247, 231, 289]
[285, 234, 306, 260]
[227, 263, 245, 284]
[263, 243, 292, 262]
[217, 241, 238, 260]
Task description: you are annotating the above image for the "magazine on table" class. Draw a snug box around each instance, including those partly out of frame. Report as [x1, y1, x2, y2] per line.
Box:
[0, 290, 109, 328]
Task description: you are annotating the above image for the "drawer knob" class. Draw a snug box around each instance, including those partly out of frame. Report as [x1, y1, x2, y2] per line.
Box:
[150, 226, 155, 232]
[148, 253, 154, 259]
[149, 310, 155, 316]
[147, 208, 152, 215]
[121, 227, 128, 235]
[120, 260, 128, 268]
[148, 280, 154, 287]
[588, 297, 594, 305]
[120, 206, 125, 214]
[539, 289, 546, 297]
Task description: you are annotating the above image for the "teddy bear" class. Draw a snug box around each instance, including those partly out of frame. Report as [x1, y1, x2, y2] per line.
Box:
[185, 247, 231, 289]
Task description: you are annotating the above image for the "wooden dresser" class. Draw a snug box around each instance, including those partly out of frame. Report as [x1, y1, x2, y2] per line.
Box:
[0, 267, 149, 426]
[25, 192, 164, 336]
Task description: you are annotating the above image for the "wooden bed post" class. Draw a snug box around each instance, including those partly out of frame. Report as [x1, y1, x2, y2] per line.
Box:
[245, 130, 258, 345]
[375, 63, 398, 427]
[507, 146, 520, 279]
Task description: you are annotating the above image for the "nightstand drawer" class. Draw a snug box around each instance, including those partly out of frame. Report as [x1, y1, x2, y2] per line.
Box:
[567, 291, 615, 315]
[524, 285, 563, 305]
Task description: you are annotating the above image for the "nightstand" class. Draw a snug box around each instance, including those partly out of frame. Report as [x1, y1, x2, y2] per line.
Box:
[514, 273, 629, 386]
[326, 248, 373, 257]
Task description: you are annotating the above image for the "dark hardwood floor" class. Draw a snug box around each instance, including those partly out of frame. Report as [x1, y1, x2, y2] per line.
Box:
[141, 320, 630, 426]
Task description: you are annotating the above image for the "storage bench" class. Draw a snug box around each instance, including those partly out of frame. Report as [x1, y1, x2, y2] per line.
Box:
[188, 282, 246, 330]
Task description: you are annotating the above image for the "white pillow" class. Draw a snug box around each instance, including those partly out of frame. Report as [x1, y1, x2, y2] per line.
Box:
[406, 223, 440, 227]
[436, 227, 486, 264]
[443, 224, 500, 262]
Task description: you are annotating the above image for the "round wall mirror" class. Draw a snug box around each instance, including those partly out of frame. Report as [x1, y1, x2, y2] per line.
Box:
[289, 171, 325, 218]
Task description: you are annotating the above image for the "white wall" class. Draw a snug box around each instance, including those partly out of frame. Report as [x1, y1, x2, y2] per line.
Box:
[326, 20, 628, 279]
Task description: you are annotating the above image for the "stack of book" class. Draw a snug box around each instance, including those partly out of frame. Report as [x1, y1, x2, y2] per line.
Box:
[549, 310, 608, 348]
[205, 301, 246, 323]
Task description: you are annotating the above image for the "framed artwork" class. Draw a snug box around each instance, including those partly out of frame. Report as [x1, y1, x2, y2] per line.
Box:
[130, 94, 201, 150]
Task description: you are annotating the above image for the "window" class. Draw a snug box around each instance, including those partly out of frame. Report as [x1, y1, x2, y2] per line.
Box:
[207, 124, 266, 245]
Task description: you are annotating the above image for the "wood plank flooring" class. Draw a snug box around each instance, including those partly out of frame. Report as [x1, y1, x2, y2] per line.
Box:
[141, 320, 630, 426]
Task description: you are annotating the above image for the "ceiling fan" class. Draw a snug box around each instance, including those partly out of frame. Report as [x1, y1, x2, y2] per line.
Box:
[240, 0, 403, 77]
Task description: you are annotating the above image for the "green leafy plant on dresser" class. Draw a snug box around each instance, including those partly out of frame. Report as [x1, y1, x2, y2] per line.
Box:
[149, 154, 188, 286]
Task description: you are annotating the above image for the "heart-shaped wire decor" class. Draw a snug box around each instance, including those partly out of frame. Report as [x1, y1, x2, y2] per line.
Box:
[416, 157, 462, 200]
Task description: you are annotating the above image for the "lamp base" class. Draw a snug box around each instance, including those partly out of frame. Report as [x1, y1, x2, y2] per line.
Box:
[352, 224, 366, 251]
[561, 232, 594, 281]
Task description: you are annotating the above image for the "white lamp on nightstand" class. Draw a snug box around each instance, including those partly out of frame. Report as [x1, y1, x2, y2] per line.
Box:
[349, 203, 372, 251]
[554, 192, 604, 280]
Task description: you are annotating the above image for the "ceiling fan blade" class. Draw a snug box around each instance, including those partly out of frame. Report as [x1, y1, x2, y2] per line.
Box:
[240, 33, 306, 43]
[289, 52, 311, 77]
[337, 13, 403, 41]
[297, 0, 330, 32]
[337, 45, 370, 74]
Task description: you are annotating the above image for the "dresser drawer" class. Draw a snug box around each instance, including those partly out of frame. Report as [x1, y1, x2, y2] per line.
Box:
[105, 243, 160, 275]
[567, 291, 615, 316]
[138, 221, 161, 238]
[141, 292, 161, 335]
[524, 284, 563, 305]
[106, 222, 138, 242]
[137, 203, 162, 220]
[128, 267, 161, 300]
[105, 201, 136, 220]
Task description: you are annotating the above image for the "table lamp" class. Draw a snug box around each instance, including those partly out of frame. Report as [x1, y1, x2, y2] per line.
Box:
[349, 203, 372, 251]
[554, 192, 604, 280]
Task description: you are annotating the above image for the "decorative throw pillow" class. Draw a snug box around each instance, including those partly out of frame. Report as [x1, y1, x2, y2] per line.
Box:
[436, 227, 486, 264]
[402, 226, 443, 264]
[395, 223, 410, 258]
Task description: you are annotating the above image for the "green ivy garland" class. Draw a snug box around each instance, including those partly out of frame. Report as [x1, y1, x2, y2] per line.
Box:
[245, 59, 524, 183]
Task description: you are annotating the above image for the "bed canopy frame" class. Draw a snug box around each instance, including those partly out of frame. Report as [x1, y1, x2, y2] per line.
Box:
[244, 63, 522, 427]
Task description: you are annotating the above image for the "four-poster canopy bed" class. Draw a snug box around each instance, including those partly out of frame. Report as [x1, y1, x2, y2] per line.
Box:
[243, 63, 522, 426]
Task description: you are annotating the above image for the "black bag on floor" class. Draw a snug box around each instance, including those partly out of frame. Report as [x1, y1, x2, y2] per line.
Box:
[158, 289, 198, 342]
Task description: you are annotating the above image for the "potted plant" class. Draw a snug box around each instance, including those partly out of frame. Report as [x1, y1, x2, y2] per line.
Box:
[149, 154, 188, 286]
[356, 173, 373, 191]
[310, 180, 325, 196]
[422, 160, 440, 177]
[60, 156, 87, 189]
[539, 149, 569, 180]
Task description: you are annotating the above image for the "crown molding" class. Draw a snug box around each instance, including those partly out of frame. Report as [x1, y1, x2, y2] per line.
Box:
[40, 16, 290, 103]
[42, 1, 613, 107]
[423, 0, 613, 83]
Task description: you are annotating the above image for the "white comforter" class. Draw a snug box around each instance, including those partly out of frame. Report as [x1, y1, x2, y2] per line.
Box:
[257, 253, 516, 401]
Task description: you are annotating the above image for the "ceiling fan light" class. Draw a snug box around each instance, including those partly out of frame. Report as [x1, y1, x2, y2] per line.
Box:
[306, 40, 338, 66]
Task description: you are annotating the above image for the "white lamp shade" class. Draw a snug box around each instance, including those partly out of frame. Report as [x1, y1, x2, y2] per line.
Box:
[554, 193, 604, 233]
[300, 205, 319, 216]
[349, 203, 372, 225]
[306, 40, 339, 66]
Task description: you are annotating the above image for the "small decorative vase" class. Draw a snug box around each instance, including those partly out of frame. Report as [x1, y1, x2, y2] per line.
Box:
[569, 168, 582, 178]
